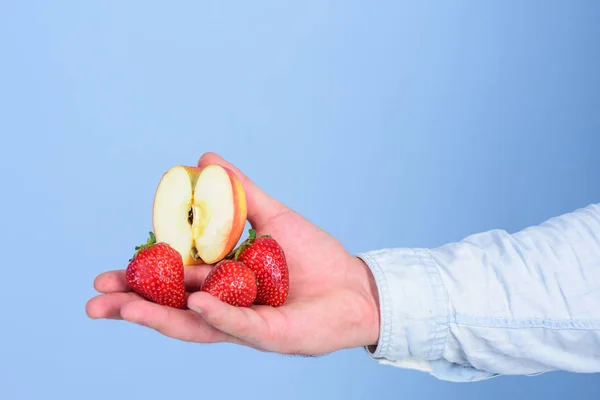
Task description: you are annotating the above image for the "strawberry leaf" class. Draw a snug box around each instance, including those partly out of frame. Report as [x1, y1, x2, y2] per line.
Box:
[129, 231, 157, 262]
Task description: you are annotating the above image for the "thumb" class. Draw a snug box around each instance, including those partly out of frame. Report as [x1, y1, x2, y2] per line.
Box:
[197, 152, 286, 230]
[187, 291, 275, 351]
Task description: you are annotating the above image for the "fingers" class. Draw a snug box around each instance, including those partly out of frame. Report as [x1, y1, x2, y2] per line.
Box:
[119, 299, 247, 346]
[86, 292, 142, 319]
[187, 291, 281, 350]
[88, 283, 283, 350]
[197, 152, 287, 229]
[93, 270, 131, 293]
[94, 265, 212, 293]
[86, 293, 252, 347]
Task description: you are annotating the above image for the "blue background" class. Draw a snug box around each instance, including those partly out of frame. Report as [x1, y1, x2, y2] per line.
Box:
[1, 1, 599, 399]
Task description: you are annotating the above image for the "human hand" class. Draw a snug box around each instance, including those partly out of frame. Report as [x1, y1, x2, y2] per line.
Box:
[86, 152, 380, 355]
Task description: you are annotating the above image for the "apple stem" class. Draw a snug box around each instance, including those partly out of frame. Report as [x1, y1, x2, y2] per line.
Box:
[129, 231, 157, 262]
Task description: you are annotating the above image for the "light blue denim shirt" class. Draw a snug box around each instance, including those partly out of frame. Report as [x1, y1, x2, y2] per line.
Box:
[357, 203, 600, 382]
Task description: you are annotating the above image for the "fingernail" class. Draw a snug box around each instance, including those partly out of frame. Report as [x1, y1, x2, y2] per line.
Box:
[190, 307, 202, 314]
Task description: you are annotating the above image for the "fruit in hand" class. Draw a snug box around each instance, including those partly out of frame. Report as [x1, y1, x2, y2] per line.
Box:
[200, 259, 258, 307]
[125, 232, 187, 309]
[232, 229, 289, 307]
[152, 164, 247, 266]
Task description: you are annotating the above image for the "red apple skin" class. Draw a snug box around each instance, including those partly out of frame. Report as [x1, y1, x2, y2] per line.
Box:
[211, 166, 247, 263]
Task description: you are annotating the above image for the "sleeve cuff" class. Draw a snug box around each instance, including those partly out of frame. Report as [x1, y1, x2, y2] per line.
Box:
[356, 248, 449, 363]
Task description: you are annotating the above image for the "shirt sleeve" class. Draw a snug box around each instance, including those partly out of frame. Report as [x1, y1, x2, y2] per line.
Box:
[357, 202, 600, 382]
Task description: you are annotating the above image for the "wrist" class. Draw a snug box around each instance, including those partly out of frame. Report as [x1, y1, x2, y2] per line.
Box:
[352, 256, 381, 348]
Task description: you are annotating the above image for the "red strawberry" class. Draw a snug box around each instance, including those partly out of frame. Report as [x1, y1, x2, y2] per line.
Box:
[232, 229, 289, 307]
[201, 259, 257, 307]
[125, 232, 186, 309]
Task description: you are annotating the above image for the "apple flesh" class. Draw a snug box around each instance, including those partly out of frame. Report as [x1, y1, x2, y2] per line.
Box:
[152, 164, 247, 265]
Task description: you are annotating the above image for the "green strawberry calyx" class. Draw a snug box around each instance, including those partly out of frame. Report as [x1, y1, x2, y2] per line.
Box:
[129, 231, 157, 262]
[227, 228, 272, 261]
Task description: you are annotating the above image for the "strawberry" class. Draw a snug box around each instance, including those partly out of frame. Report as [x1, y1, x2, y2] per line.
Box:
[200, 259, 257, 307]
[231, 229, 289, 307]
[125, 232, 187, 309]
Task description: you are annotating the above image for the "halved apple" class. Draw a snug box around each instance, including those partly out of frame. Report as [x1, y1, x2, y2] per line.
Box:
[152, 164, 247, 265]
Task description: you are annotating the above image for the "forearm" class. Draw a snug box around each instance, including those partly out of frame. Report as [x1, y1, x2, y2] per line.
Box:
[358, 203, 600, 382]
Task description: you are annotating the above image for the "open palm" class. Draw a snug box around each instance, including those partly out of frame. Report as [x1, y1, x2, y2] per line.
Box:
[86, 153, 380, 355]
